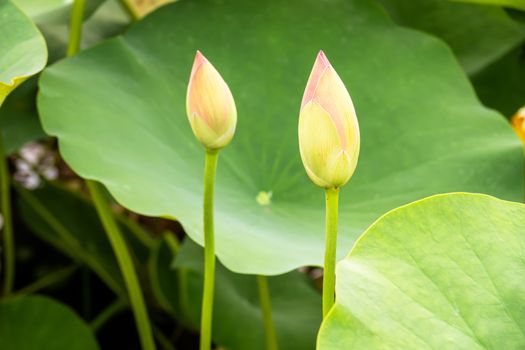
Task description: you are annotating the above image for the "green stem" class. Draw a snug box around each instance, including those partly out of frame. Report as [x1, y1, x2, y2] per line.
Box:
[0, 132, 14, 296]
[119, 0, 140, 22]
[90, 298, 127, 332]
[200, 150, 219, 350]
[323, 187, 339, 317]
[14, 264, 78, 297]
[154, 326, 178, 350]
[163, 233, 192, 323]
[87, 180, 156, 350]
[256, 275, 279, 350]
[65, 4, 155, 349]
[178, 268, 190, 321]
[14, 184, 124, 296]
[66, 0, 86, 57]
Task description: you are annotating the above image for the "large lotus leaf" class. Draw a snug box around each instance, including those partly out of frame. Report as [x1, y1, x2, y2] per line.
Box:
[0, 295, 100, 350]
[450, 0, 525, 11]
[37, 0, 523, 275]
[377, 0, 525, 118]
[16, 182, 154, 296]
[0, 0, 47, 103]
[471, 45, 525, 117]
[151, 237, 321, 350]
[318, 193, 525, 349]
[378, 0, 525, 75]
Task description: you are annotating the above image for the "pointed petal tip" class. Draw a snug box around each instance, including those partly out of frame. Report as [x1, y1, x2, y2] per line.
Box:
[194, 50, 207, 64]
[316, 50, 331, 68]
[301, 51, 331, 109]
[190, 50, 208, 78]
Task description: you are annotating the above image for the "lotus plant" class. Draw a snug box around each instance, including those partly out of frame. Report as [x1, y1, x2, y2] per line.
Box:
[298, 51, 360, 317]
[61, 1, 159, 349]
[187, 51, 237, 350]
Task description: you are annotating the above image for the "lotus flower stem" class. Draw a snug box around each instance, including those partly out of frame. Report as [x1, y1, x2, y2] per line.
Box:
[119, 0, 141, 22]
[186, 50, 238, 349]
[88, 181, 156, 350]
[0, 132, 14, 296]
[257, 275, 279, 350]
[153, 326, 178, 350]
[323, 187, 340, 317]
[14, 264, 79, 297]
[90, 298, 127, 332]
[66, 1, 156, 349]
[200, 149, 219, 350]
[66, 0, 85, 57]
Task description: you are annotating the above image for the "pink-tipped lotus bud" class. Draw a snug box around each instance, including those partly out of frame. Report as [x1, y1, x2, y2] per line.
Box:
[298, 51, 360, 189]
[186, 51, 237, 150]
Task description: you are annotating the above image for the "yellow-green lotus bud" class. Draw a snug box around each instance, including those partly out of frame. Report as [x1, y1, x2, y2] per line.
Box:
[298, 51, 360, 189]
[186, 51, 237, 150]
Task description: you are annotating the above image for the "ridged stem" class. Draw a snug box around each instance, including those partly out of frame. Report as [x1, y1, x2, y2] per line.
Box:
[119, 0, 141, 21]
[257, 275, 279, 350]
[90, 298, 127, 332]
[200, 150, 219, 350]
[65, 3, 156, 348]
[14, 264, 78, 297]
[66, 0, 86, 56]
[323, 187, 339, 317]
[87, 180, 156, 350]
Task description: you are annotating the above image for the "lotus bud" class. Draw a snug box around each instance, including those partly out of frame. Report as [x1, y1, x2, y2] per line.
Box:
[186, 51, 237, 150]
[298, 51, 360, 189]
[511, 107, 525, 144]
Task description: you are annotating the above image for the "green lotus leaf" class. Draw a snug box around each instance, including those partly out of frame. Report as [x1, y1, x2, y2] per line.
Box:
[151, 237, 321, 350]
[378, 0, 525, 75]
[318, 193, 525, 349]
[0, 295, 100, 350]
[450, 0, 525, 11]
[37, 0, 522, 275]
[12, 0, 105, 25]
[377, 0, 525, 117]
[16, 182, 154, 296]
[0, 0, 47, 104]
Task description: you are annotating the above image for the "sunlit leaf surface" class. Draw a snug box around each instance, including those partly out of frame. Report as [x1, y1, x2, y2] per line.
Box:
[0, 0, 46, 102]
[318, 193, 525, 349]
[38, 0, 523, 274]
